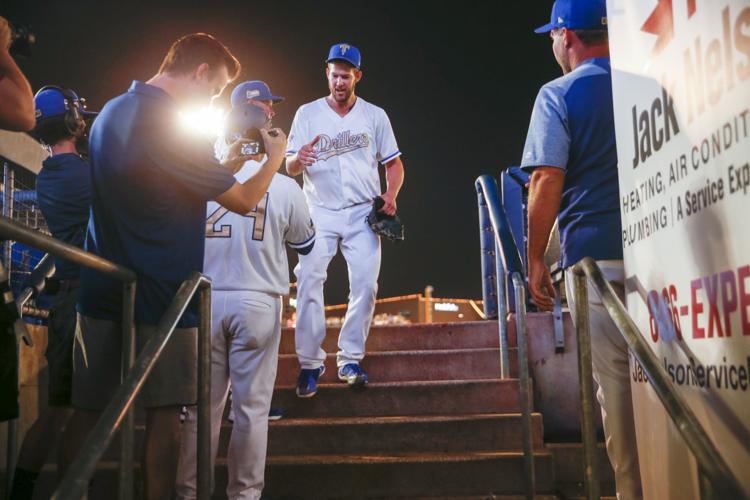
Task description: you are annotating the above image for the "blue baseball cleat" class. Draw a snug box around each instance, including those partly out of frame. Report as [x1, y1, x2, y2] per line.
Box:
[338, 363, 368, 387]
[268, 407, 284, 421]
[296, 365, 325, 398]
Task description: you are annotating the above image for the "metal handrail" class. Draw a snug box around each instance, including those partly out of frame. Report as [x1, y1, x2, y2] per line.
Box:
[16, 252, 55, 314]
[511, 272, 535, 500]
[476, 175, 524, 379]
[0, 216, 212, 499]
[475, 175, 535, 500]
[0, 217, 135, 283]
[0, 216, 138, 500]
[52, 272, 213, 500]
[571, 257, 749, 500]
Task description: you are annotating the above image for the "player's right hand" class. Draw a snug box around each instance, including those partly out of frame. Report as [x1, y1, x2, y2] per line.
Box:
[298, 136, 321, 167]
[261, 127, 287, 164]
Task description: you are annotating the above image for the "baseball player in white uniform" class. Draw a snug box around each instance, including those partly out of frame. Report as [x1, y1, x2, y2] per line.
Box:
[286, 43, 405, 397]
[175, 81, 315, 500]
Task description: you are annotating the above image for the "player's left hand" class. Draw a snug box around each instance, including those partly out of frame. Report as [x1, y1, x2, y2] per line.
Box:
[379, 192, 397, 216]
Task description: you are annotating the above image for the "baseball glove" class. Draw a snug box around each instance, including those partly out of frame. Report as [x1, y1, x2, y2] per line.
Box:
[366, 197, 405, 242]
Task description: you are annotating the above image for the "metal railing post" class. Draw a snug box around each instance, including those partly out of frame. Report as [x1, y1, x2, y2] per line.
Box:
[52, 274, 207, 500]
[570, 267, 600, 500]
[3, 161, 18, 497]
[3, 163, 13, 269]
[477, 189, 499, 320]
[197, 284, 212, 499]
[512, 272, 535, 500]
[495, 241, 509, 379]
[119, 281, 136, 500]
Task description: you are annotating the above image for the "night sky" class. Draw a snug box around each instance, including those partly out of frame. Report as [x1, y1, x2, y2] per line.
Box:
[4, 0, 560, 305]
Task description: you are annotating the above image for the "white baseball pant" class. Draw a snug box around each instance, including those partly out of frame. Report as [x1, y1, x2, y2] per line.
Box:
[566, 260, 643, 500]
[294, 203, 381, 370]
[175, 290, 282, 500]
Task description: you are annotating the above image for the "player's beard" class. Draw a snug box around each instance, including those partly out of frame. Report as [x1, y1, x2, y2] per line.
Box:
[332, 85, 355, 103]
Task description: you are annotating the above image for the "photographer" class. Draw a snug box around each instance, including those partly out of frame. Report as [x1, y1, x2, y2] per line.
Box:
[0, 16, 34, 131]
[9, 86, 96, 500]
[60, 33, 286, 500]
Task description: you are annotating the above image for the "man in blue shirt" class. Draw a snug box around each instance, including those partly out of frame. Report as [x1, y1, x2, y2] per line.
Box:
[9, 86, 95, 500]
[61, 33, 287, 500]
[523, 1, 642, 498]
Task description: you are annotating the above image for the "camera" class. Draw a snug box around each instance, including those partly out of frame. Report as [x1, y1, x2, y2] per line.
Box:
[239, 127, 264, 156]
[237, 128, 278, 157]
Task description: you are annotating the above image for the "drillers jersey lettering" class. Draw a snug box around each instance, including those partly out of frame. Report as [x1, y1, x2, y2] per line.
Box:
[286, 97, 401, 210]
[315, 131, 370, 161]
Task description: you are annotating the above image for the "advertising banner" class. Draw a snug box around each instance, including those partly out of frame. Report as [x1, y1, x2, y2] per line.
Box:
[608, 0, 750, 498]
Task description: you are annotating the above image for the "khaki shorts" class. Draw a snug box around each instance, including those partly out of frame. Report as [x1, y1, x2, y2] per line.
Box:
[72, 314, 197, 410]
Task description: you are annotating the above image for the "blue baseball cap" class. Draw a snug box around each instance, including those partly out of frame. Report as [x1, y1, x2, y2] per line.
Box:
[230, 81, 283, 108]
[34, 86, 97, 124]
[225, 102, 269, 139]
[535, 0, 608, 33]
[326, 43, 361, 69]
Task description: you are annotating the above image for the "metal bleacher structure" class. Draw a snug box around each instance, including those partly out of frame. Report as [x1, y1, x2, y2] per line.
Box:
[0, 127, 746, 499]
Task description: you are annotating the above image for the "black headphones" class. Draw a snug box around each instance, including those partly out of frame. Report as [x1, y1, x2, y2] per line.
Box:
[35, 85, 87, 137]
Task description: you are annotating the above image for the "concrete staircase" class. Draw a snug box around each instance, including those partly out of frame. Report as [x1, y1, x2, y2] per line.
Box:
[31, 317, 616, 499]
[257, 321, 551, 499]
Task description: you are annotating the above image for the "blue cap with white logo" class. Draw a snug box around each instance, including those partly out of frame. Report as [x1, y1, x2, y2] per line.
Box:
[225, 102, 269, 139]
[34, 86, 97, 124]
[534, 0, 608, 33]
[326, 43, 361, 69]
[230, 80, 284, 108]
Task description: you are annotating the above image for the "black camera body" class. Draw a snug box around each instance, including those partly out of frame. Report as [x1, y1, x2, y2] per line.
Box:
[239, 128, 265, 156]
[238, 128, 278, 157]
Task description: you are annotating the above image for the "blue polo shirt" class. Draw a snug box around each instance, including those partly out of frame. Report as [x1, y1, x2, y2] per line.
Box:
[520, 57, 622, 268]
[78, 81, 235, 327]
[36, 153, 91, 280]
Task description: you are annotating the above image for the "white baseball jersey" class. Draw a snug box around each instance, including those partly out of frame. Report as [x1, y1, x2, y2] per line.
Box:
[204, 159, 315, 295]
[286, 97, 401, 210]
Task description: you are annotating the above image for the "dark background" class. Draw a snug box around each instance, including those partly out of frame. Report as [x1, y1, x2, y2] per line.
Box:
[3, 0, 560, 305]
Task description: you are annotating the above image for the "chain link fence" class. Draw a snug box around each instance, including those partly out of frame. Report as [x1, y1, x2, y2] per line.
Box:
[1, 160, 50, 318]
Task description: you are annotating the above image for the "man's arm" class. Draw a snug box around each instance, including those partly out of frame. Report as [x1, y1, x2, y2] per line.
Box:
[0, 19, 35, 132]
[216, 128, 287, 214]
[527, 166, 564, 310]
[379, 156, 404, 215]
[285, 153, 304, 177]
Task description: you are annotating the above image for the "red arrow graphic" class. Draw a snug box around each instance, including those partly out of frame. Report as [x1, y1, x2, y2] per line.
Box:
[641, 0, 674, 55]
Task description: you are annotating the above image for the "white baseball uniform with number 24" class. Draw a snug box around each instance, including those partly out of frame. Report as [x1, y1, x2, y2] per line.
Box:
[175, 159, 315, 500]
[286, 96, 401, 370]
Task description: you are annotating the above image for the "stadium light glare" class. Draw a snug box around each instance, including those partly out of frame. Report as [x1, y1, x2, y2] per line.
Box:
[179, 105, 226, 138]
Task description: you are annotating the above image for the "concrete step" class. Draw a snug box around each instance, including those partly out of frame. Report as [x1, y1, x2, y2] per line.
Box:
[271, 379, 524, 418]
[265, 413, 544, 455]
[102, 412, 543, 464]
[256, 451, 554, 498]
[33, 451, 554, 499]
[274, 348, 518, 386]
[278, 321, 512, 355]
